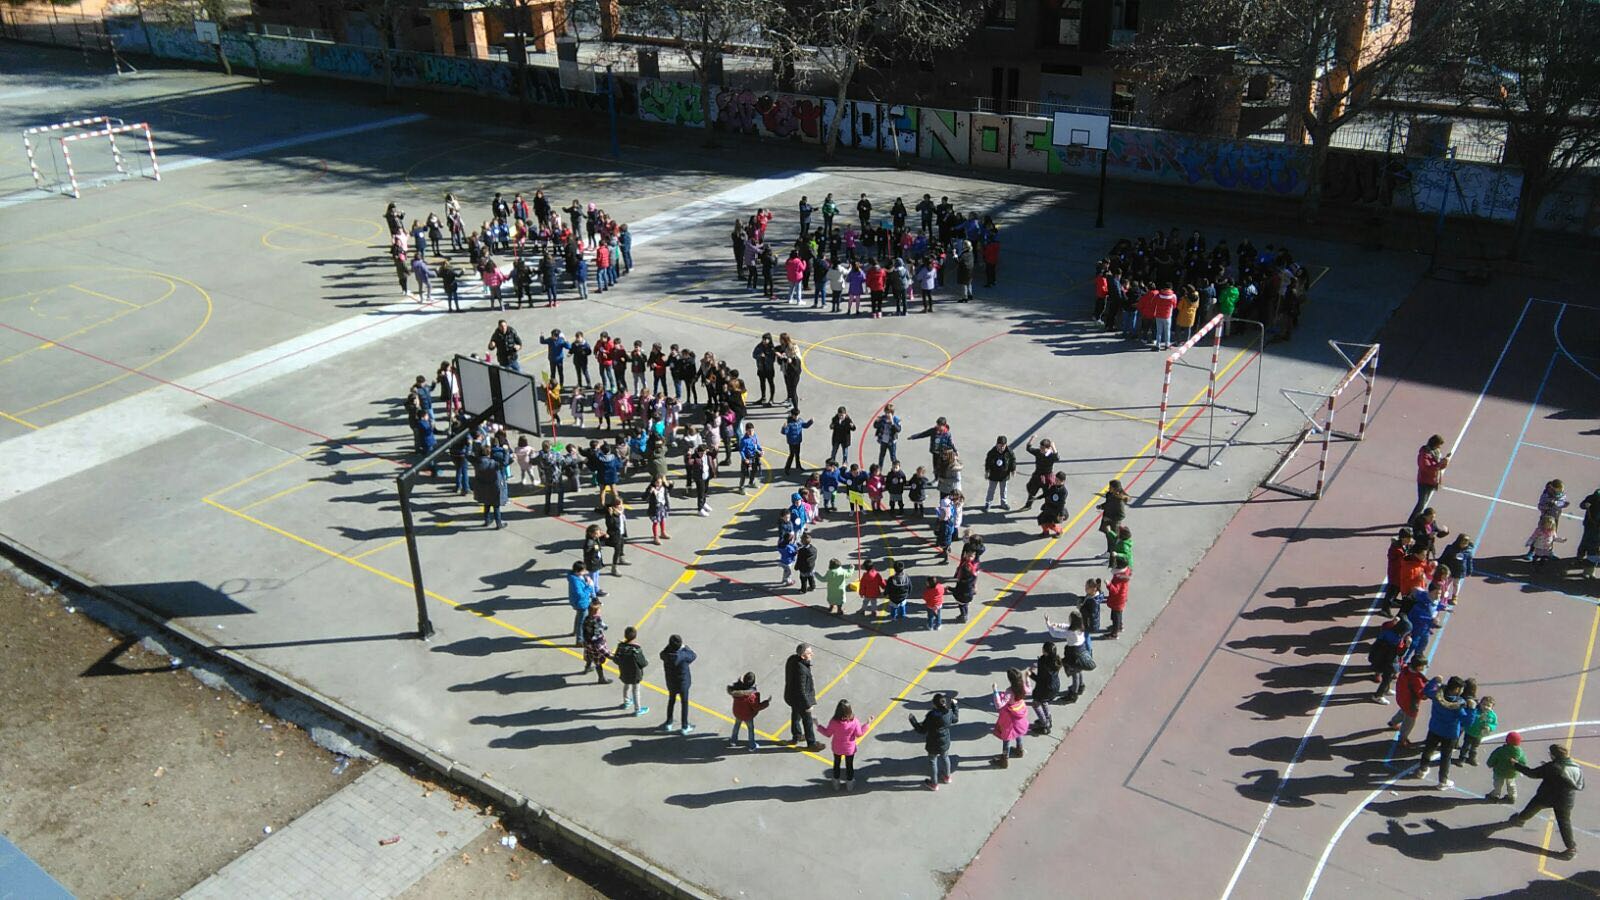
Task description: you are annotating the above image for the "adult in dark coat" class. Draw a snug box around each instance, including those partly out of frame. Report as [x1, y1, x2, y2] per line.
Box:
[784, 644, 824, 751]
[473, 444, 510, 528]
[659, 634, 697, 732]
[1506, 743, 1585, 858]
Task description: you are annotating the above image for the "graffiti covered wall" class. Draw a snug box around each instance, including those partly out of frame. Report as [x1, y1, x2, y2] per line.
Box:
[919, 109, 970, 165]
[639, 79, 705, 128]
[96, 23, 1592, 235]
[1049, 128, 1307, 196]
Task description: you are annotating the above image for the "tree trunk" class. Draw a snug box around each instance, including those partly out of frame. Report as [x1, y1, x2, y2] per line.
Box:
[822, 61, 854, 161]
[1508, 163, 1549, 262]
[699, 65, 717, 147]
[1299, 126, 1333, 222]
[381, 45, 394, 103]
[214, 40, 232, 76]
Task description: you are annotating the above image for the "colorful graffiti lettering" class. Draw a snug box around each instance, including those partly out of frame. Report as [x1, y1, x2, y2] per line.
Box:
[639, 80, 705, 128]
[919, 109, 970, 165]
[309, 43, 378, 80]
[1051, 129, 1305, 196]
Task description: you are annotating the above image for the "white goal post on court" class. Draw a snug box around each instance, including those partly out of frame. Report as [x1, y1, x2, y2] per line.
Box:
[1260, 340, 1381, 499]
[1156, 313, 1263, 469]
[21, 116, 159, 198]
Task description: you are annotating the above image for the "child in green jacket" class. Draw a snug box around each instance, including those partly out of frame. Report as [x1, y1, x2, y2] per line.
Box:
[1458, 695, 1498, 766]
[822, 558, 856, 616]
[1486, 731, 1527, 803]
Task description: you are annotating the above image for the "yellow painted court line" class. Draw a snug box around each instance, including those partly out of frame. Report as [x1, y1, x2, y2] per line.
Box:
[0, 278, 180, 369]
[10, 199, 192, 249]
[67, 283, 141, 309]
[204, 494, 823, 757]
[351, 534, 412, 561]
[816, 636, 876, 700]
[1537, 604, 1600, 887]
[181, 201, 374, 250]
[858, 344, 1252, 742]
[233, 457, 390, 513]
[640, 303, 1161, 426]
[204, 429, 371, 502]
[16, 269, 213, 416]
[0, 287, 55, 305]
[0, 409, 40, 430]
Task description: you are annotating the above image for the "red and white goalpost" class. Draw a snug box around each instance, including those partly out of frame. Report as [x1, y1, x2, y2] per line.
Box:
[21, 115, 159, 198]
[1156, 313, 1263, 468]
[1261, 340, 1381, 499]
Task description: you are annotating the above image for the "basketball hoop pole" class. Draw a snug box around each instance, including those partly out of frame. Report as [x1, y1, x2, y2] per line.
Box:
[1095, 145, 1109, 228]
[396, 412, 491, 640]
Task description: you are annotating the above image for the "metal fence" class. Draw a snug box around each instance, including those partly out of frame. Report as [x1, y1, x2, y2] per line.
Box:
[973, 96, 1144, 126]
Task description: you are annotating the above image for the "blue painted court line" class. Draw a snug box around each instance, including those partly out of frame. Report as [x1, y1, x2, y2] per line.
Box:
[0, 832, 74, 900]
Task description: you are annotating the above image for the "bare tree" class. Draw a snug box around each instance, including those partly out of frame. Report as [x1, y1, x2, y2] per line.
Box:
[630, 0, 772, 140]
[1453, 0, 1600, 258]
[1134, 0, 1453, 218]
[768, 0, 977, 160]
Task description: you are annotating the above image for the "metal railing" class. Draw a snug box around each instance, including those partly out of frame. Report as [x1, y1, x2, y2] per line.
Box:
[972, 96, 1143, 125]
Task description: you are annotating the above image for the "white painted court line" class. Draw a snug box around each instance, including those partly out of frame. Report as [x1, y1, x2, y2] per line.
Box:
[0, 168, 829, 503]
[1301, 720, 1600, 898]
[1440, 485, 1585, 523]
[1520, 441, 1600, 463]
[1552, 303, 1600, 385]
[1451, 296, 1532, 457]
[0, 113, 431, 210]
[1217, 587, 1387, 900]
[1224, 296, 1540, 898]
[158, 112, 431, 174]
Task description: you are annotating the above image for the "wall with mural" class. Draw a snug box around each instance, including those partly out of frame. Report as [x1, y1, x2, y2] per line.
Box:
[63, 24, 1598, 236]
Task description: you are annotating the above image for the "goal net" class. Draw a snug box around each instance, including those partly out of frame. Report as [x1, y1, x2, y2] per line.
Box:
[1260, 340, 1380, 499]
[22, 116, 160, 199]
[1156, 313, 1263, 469]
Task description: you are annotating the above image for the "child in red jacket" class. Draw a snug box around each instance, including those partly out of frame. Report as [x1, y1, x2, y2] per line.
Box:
[1387, 659, 1429, 748]
[923, 576, 946, 631]
[857, 559, 887, 619]
[727, 671, 772, 751]
[1382, 528, 1414, 614]
[1105, 555, 1132, 639]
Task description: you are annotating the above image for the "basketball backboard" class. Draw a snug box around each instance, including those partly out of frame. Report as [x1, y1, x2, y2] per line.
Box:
[456, 354, 541, 434]
[1051, 111, 1110, 151]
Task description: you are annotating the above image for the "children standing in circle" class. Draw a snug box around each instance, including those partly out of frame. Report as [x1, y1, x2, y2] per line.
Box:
[613, 626, 649, 717]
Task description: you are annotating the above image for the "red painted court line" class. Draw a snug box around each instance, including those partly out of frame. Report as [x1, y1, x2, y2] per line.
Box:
[0, 321, 409, 465]
[957, 346, 1264, 661]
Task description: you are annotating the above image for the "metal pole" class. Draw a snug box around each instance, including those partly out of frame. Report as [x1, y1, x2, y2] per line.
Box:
[397, 477, 433, 639]
[1427, 147, 1455, 275]
[606, 64, 620, 160]
[1095, 145, 1109, 228]
[252, 32, 264, 85]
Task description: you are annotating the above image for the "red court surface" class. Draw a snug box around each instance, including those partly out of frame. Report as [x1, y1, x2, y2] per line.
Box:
[954, 277, 1600, 898]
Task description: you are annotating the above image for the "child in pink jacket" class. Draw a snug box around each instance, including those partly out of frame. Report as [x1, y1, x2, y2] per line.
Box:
[818, 700, 872, 790]
[991, 667, 1032, 768]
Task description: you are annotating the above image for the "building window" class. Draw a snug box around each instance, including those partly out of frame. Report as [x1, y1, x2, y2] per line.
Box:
[1059, 1, 1083, 46]
[1369, 0, 1392, 28]
[986, 0, 1018, 26]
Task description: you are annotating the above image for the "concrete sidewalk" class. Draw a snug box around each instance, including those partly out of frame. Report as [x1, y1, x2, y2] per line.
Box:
[184, 765, 488, 900]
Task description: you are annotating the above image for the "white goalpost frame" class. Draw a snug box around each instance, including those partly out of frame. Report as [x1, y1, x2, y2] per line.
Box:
[21, 115, 119, 189]
[56, 122, 160, 199]
[1156, 313, 1263, 469]
[1261, 340, 1381, 500]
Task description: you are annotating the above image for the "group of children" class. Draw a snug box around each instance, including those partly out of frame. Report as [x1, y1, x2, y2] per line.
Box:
[1092, 231, 1310, 347]
[382, 190, 635, 311]
[733, 193, 1003, 314]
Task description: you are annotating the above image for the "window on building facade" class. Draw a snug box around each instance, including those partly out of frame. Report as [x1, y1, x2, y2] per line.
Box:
[986, 0, 1018, 26]
[1059, 1, 1083, 46]
[1370, 0, 1392, 28]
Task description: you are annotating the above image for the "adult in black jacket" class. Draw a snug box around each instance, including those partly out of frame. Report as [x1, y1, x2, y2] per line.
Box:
[752, 334, 778, 405]
[909, 693, 960, 789]
[1506, 743, 1585, 858]
[784, 644, 824, 751]
[660, 635, 697, 733]
[983, 436, 1017, 511]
